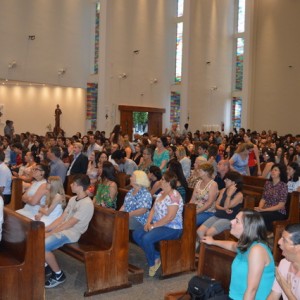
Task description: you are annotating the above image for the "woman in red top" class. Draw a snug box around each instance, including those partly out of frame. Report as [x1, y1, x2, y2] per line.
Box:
[244, 133, 261, 176]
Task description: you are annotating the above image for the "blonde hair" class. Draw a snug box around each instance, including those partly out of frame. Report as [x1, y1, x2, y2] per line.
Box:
[46, 176, 66, 207]
[236, 142, 254, 153]
[73, 142, 83, 151]
[133, 170, 150, 188]
[199, 163, 214, 177]
[176, 145, 186, 159]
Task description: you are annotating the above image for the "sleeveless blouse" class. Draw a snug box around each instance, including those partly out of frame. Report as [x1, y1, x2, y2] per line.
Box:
[94, 182, 117, 209]
[193, 179, 216, 213]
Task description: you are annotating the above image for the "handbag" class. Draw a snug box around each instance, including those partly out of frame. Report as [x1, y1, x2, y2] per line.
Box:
[187, 275, 225, 300]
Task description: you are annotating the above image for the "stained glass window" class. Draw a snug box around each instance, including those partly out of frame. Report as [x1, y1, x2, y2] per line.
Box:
[238, 0, 246, 33]
[235, 37, 244, 91]
[175, 22, 183, 83]
[94, 2, 100, 74]
[177, 0, 184, 17]
[170, 92, 181, 123]
[232, 97, 242, 130]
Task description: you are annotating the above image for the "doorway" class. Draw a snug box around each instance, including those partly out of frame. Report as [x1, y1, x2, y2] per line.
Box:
[119, 105, 165, 139]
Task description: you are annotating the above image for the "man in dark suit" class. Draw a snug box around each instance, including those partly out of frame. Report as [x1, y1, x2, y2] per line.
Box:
[66, 142, 88, 176]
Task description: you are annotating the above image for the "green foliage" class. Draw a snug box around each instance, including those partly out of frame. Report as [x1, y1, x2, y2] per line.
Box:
[133, 112, 148, 125]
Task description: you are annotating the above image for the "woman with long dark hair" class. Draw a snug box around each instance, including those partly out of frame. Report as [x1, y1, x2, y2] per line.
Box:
[93, 161, 118, 209]
[203, 209, 275, 299]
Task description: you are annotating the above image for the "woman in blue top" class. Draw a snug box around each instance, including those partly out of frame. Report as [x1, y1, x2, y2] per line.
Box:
[229, 142, 253, 175]
[153, 136, 170, 173]
[119, 170, 152, 230]
[202, 209, 275, 300]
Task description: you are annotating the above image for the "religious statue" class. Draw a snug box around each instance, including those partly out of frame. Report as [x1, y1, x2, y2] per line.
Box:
[54, 104, 62, 136]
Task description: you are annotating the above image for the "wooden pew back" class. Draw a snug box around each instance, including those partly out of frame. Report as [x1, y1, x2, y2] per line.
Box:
[0, 208, 45, 300]
[242, 175, 267, 208]
[60, 206, 131, 296]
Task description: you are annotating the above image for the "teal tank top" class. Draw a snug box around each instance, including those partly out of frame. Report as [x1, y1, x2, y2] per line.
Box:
[229, 242, 275, 300]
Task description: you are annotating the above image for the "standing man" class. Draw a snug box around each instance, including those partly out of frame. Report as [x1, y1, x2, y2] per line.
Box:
[47, 147, 67, 184]
[4, 120, 14, 139]
[44, 174, 94, 288]
[0, 151, 12, 204]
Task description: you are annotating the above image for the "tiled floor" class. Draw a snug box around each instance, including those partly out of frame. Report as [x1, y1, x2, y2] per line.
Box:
[45, 243, 195, 300]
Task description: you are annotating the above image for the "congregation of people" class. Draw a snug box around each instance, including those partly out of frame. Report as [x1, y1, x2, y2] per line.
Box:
[0, 121, 300, 299]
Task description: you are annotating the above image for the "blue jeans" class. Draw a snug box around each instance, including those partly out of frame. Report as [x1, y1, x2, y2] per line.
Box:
[45, 233, 71, 252]
[132, 227, 183, 267]
[196, 211, 214, 227]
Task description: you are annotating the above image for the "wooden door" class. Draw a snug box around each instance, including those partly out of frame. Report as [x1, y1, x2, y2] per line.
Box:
[148, 112, 163, 136]
[120, 110, 133, 137]
[119, 105, 165, 139]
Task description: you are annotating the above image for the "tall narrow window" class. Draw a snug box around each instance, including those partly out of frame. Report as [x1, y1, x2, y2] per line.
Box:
[175, 22, 183, 83]
[94, 2, 100, 74]
[231, 0, 246, 129]
[175, 0, 184, 83]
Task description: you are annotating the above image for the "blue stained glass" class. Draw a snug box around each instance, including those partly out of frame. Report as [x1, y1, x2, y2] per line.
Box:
[177, 0, 184, 17]
[238, 0, 246, 33]
[175, 22, 183, 83]
[94, 2, 100, 74]
[235, 38, 244, 90]
[232, 97, 242, 129]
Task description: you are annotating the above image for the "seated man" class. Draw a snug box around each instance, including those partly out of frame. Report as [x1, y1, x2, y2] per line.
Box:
[44, 174, 94, 288]
[111, 149, 137, 175]
[268, 223, 300, 300]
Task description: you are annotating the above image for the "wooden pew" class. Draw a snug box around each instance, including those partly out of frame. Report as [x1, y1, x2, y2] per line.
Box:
[164, 242, 235, 299]
[116, 187, 129, 210]
[0, 207, 45, 300]
[272, 191, 300, 263]
[59, 206, 132, 297]
[6, 178, 23, 210]
[116, 172, 130, 188]
[242, 175, 267, 208]
[159, 203, 197, 278]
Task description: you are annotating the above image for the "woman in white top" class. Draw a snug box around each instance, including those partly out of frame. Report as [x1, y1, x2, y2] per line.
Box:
[190, 163, 218, 226]
[286, 162, 300, 193]
[16, 164, 48, 220]
[34, 176, 65, 226]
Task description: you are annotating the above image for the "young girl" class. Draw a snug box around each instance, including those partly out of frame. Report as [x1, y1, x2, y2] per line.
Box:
[35, 176, 65, 226]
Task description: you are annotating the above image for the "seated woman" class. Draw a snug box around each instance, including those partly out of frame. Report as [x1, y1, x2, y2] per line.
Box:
[34, 176, 65, 226]
[86, 150, 100, 197]
[93, 161, 118, 209]
[261, 148, 276, 179]
[187, 156, 207, 188]
[148, 165, 162, 197]
[131, 143, 143, 166]
[202, 209, 275, 299]
[138, 146, 154, 174]
[168, 159, 188, 203]
[254, 164, 288, 232]
[286, 162, 300, 193]
[190, 163, 218, 226]
[197, 171, 243, 239]
[153, 136, 170, 173]
[132, 170, 183, 277]
[16, 164, 49, 220]
[119, 170, 152, 230]
[12, 151, 36, 191]
[176, 145, 191, 179]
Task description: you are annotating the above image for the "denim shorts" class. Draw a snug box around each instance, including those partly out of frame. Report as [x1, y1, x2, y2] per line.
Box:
[45, 233, 71, 252]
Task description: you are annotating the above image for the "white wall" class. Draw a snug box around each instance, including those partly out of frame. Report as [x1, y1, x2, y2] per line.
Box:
[250, 0, 300, 135]
[0, 85, 86, 136]
[97, 0, 177, 132]
[0, 0, 93, 88]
